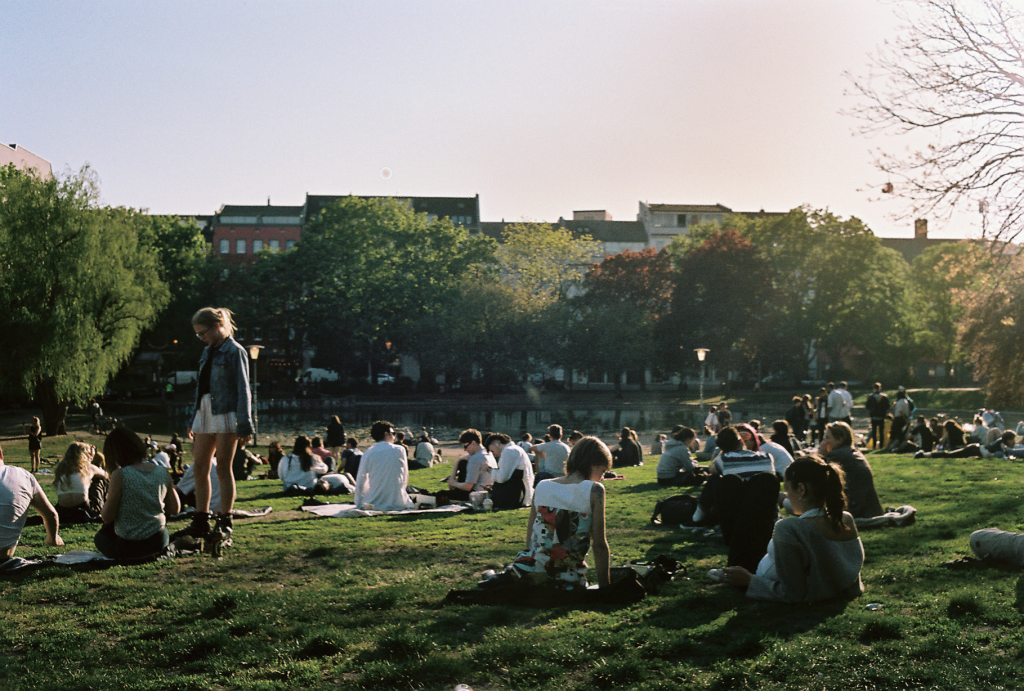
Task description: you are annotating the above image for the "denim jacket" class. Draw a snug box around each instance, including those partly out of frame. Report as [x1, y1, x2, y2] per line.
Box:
[194, 336, 254, 436]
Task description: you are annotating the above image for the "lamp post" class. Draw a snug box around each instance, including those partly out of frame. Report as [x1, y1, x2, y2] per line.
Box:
[247, 345, 264, 444]
[695, 348, 709, 407]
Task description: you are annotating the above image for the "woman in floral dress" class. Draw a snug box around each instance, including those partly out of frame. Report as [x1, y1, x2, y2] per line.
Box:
[512, 436, 612, 589]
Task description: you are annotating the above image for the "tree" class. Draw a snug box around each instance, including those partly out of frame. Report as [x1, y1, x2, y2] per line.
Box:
[726, 208, 918, 381]
[958, 254, 1024, 406]
[659, 229, 777, 378]
[567, 249, 674, 392]
[292, 197, 496, 380]
[495, 223, 602, 304]
[908, 241, 992, 377]
[0, 166, 169, 433]
[848, 0, 1024, 244]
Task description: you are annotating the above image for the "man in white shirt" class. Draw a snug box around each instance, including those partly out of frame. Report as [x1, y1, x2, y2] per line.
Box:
[354, 421, 413, 511]
[836, 381, 854, 424]
[532, 424, 571, 482]
[0, 445, 63, 561]
[485, 433, 535, 510]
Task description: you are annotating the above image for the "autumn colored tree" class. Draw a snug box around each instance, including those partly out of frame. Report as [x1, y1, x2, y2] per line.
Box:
[564, 249, 674, 392]
[659, 229, 777, 378]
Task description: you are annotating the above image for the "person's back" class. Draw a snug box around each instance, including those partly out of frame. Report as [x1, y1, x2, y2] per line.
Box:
[0, 464, 41, 554]
[412, 440, 434, 469]
[714, 449, 775, 478]
[534, 439, 570, 477]
[355, 424, 413, 511]
[613, 435, 643, 468]
[116, 464, 170, 541]
[657, 438, 695, 480]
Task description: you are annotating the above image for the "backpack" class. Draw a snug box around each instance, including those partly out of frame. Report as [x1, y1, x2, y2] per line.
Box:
[651, 495, 698, 526]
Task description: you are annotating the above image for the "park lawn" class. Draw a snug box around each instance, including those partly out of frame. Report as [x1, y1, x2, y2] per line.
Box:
[3, 443, 1024, 690]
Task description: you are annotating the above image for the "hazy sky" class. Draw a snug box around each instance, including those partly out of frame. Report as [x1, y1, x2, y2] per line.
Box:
[1, 0, 985, 238]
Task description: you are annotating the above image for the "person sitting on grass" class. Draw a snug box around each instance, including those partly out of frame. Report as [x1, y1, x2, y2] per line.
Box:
[656, 425, 702, 486]
[265, 441, 284, 481]
[532, 425, 571, 482]
[355, 421, 414, 512]
[916, 427, 1013, 459]
[485, 433, 535, 510]
[410, 433, 436, 470]
[53, 442, 107, 524]
[611, 427, 643, 468]
[310, 436, 335, 472]
[717, 455, 865, 603]
[819, 422, 884, 519]
[232, 440, 263, 481]
[446, 429, 496, 502]
[95, 427, 180, 560]
[0, 443, 63, 564]
[510, 436, 612, 588]
[341, 437, 363, 477]
[278, 436, 329, 496]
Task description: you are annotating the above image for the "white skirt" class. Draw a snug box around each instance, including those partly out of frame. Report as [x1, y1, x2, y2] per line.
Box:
[191, 394, 238, 435]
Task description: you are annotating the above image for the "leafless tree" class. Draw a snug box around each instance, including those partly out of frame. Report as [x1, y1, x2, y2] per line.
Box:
[847, 0, 1024, 245]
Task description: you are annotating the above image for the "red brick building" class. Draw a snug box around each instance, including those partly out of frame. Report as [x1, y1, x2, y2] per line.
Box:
[211, 204, 304, 265]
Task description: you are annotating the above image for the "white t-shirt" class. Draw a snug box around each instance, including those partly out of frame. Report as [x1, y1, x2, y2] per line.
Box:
[319, 473, 355, 493]
[354, 441, 413, 511]
[759, 441, 794, 477]
[278, 453, 329, 490]
[0, 464, 42, 550]
[494, 443, 535, 508]
[150, 451, 171, 468]
[177, 459, 221, 510]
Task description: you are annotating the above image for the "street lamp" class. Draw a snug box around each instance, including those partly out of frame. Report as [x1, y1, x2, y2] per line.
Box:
[247, 345, 264, 444]
[695, 348, 709, 407]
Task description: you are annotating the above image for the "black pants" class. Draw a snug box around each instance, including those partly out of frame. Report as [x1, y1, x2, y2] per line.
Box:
[491, 470, 525, 510]
[94, 523, 169, 559]
[870, 419, 886, 449]
[718, 472, 780, 573]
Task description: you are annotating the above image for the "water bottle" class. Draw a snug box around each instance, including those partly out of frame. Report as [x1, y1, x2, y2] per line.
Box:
[482, 497, 493, 512]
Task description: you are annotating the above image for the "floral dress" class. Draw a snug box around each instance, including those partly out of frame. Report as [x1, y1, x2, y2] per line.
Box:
[512, 479, 596, 588]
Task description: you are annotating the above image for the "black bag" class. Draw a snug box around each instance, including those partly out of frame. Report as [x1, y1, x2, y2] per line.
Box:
[651, 495, 698, 526]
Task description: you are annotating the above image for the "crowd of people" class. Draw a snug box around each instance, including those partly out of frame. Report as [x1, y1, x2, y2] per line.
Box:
[1, 311, 1016, 605]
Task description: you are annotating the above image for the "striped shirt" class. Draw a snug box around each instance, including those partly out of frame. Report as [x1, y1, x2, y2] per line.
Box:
[713, 450, 775, 478]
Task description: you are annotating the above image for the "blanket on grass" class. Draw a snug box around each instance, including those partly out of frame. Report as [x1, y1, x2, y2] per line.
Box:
[0, 544, 207, 575]
[301, 503, 471, 518]
[168, 506, 273, 521]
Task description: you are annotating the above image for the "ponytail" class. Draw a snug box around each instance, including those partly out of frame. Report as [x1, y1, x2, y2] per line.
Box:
[785, 455, 848, 530]
[822, 462, 846, 530]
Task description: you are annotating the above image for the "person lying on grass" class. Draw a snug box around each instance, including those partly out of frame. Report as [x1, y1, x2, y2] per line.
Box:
[0, 443, 63, 562]
[720, 455, 865, 604]
[95, 427, 180, 560]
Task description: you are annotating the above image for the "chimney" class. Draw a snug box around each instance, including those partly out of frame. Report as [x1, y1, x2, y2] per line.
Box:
[914, 218, 928, 240]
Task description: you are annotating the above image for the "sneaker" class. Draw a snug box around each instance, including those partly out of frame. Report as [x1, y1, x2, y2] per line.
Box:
[172, 535, 205, 552]
[707, 568, 728, 583]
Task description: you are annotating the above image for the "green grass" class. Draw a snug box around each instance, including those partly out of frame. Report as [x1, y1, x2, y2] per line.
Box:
[4, 442, 1024, 690]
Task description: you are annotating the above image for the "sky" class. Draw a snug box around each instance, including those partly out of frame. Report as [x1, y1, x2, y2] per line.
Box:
[0, 0, 992, 239]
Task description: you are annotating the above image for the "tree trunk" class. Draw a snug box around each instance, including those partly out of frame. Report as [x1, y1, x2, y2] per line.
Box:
[35, 379, 68, 436]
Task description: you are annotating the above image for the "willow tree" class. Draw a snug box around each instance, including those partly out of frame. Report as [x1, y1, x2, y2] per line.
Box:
[0, 165, 169, 434]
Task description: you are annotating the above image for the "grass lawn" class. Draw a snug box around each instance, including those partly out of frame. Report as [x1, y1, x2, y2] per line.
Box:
[3, 438, 1024, 690]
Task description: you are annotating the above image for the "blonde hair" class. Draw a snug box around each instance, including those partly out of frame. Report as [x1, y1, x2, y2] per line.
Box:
[54, 442, 93, 488]
[192, 307, 237, 337]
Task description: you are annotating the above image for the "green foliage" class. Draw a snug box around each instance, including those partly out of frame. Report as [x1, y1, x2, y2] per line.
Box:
[729, 208, 918, 380]
[0, 167, 169, 431]
[496, 222, 602, 304]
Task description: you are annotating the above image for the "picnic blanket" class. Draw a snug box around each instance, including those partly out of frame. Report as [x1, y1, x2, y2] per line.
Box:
[0, 544, 207, 575]
[301, 503, 471, 518]
[168, 506, 273, 521]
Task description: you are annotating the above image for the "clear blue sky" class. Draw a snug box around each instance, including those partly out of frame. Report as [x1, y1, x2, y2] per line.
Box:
[1, 0, 974, 238]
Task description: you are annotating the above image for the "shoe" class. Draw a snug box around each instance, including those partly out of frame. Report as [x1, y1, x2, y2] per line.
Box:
[707, 568, 728, 583]
[213, 513, 234, 537]
[172, 535, 205, 552]
[170, 513, 211, 541]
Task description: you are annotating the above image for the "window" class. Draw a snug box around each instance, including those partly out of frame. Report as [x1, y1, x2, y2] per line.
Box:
[269, 239, 280, 251]
[690, 214, 701, 226]
[219, 239, 230, 254]
[286, 240, 296, 250]
[253, 239, 264, 253]
[676, 214, 687, 227]
[236, 239, 247, 254]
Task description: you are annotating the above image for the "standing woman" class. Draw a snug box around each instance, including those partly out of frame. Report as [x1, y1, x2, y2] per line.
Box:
[24, 417, 43, 473]
[326, 416, 346, 461]
[179, 308, 253, 541]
